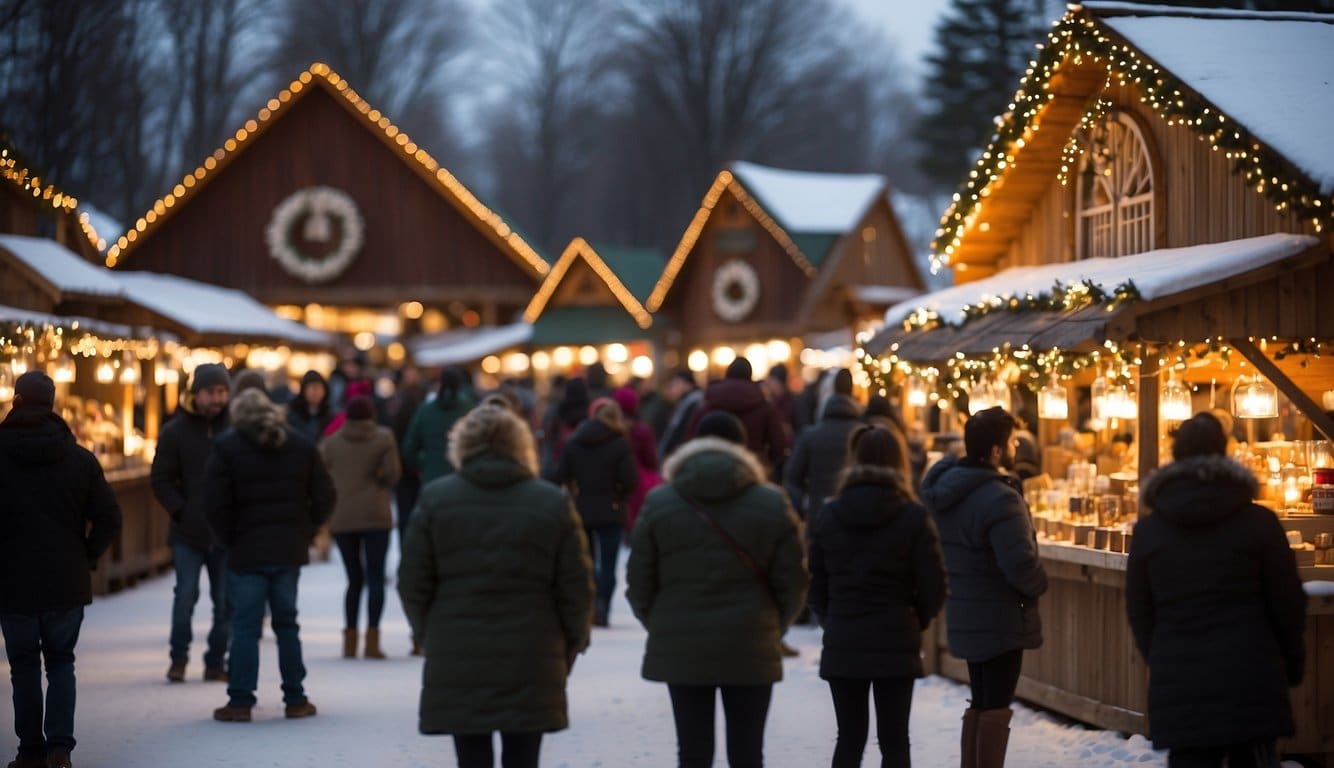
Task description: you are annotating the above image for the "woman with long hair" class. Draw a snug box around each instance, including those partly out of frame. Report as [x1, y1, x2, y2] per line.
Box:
[809, 426, 947, 767]
[545, 397, 638, 627]
[398, 404, 594, 768]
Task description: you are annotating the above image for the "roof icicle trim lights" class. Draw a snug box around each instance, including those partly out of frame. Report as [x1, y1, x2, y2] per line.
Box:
[103, 63, 547, 278]
[647, 170, 818, 312]
[930, 6, 1334, 272]
[524, 238, 654, 329]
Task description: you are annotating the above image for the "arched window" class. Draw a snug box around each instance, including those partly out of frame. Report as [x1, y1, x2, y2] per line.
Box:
[1077, 112, 1155, 259]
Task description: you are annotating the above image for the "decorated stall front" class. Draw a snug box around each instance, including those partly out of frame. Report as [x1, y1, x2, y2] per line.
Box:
[861, 3, 1334, 759]
[99, 62, 548, 370]
[650, 161, 924, 381]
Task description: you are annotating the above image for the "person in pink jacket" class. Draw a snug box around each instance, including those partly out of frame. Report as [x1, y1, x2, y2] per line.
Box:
[614, 386, 662, 534]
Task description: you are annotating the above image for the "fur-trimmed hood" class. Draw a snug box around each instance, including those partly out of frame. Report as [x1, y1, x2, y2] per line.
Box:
[230, 389, 287, 448]
[663, 436, 766, 501]
[447, 404, 539, 483]
[829, 464, 917, 530]
[1141, 454, 1258, 526]
[836, 464, 913, 498]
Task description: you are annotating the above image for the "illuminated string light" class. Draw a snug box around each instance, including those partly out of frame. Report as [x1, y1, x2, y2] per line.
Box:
[524, 238, 654, 329]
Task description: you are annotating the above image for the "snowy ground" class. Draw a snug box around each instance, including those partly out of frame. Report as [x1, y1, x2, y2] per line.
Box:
[0, 544, 1173, 767]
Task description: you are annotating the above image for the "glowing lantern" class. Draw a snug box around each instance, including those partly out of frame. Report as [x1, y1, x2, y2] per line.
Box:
[1038, 373, 1068, 420]
[1232, 374, 1278, 419]
[1160, 369, 1191, 422]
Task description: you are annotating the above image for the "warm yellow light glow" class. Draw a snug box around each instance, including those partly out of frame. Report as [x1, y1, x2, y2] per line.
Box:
[688, 349, 709, 373]
[605, 343, 629, 363]
[386, 342, 406, 363]
[51, 357, 77, 384]
[96, 361, 115, 384]
[630, 356, 654, 379]
[579, 346, 599, 366]
[531, 351, 551, 371]
[767, 339, 792, 363]
[481, 355, 502, 375]
[503, 352, 530, 374]
[352, 332, 376, 351]
[1038, 374, 1068, 420]
[906, 375, 929, 408]
[1232, 374, 1277, 419]
[711, 346, 736, 368]
[744, 344, 770, 379]
[400, 301, 424, 320]
[553, 347, 574, 368]
[1160, 370, 1191, 422]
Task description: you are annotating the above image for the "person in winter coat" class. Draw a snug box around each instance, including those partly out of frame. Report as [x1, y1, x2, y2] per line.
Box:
[322, 378, 373, 437]
[286, 370, 332, 444]
[809, 426, 947, 768]
[688, 357, 789, 476]
[150, 362, 232, 684]
[627, 411, 808, 768]
[919, 406, 1046, 768]
[545, 398, 639, 627]
[783, 369, 863, 522]
[539, 377, 590, 476]
[1127, 413, 1306, 768]
[0, 372, 121, 768]
[319, 396, 402, 660]
[387, 365, 427, 549]
[658, 370, 704, 461]
[613, 385, 662, 534]
[865, 394, 927, 492]
[401, 367, 474, 488]
[397, 403, 594, 768]
[204, 389, 335, 723]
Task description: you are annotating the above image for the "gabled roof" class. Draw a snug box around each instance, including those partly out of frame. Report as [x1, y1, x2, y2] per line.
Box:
[104, 62, 547, 279]
[932, 3, 1334, 272]
[0, 141, 78, 215]
[730, 162, 887, 236]
[524, 238, 659, 329]
[0, 234, 125, 302]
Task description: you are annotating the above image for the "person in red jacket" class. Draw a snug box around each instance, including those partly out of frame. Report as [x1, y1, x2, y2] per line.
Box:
[688, 357, 789, 479]
[613, 385, 662, 533]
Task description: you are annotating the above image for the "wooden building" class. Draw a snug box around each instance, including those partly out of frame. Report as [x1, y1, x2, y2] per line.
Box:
[101, 63, 548, 356]
[650, 161, 924, 376]
[863, 4, 1334, 759]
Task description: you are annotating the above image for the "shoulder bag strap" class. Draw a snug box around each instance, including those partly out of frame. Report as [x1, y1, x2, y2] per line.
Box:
[675, 488, 778, 607]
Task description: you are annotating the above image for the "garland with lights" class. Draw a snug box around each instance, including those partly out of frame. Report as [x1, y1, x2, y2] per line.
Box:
[931, 8, 1334, 270]
[265, 186, 364, 284]
[901, 278, 1140, 333]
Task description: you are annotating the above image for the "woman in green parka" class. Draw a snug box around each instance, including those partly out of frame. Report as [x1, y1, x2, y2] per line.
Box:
[400, 367, 474, 487]
[397, 403, 594, 768]
[627, 411, 808, 768]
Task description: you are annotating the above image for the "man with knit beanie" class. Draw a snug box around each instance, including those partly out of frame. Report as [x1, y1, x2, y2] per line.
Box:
[1, 371, 121, 768]
[151, 363, 232, 684]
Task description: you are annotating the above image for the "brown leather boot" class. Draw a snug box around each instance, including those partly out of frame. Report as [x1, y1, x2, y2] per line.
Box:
[961, 708, 980, 768]
[342, 629, 357, 659]
[363, 628, 386, 659]
[975, 708, 1013, 768]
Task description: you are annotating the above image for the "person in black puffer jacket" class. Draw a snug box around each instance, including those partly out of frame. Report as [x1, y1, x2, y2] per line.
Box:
[920, 406, 1046, 768]
[1128, 413, 1306, 768]
[150, 362, 232, 683]
[545, 397, 638, 627]
[0, 372, 121, 768]
[286, 370, 332, 445]
[810, 426, 946, 768]
[204, 389, 335, 723]
[784, 368, 863, 522]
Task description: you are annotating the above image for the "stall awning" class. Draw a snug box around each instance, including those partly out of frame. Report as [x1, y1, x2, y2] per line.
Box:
[410, 322, 533, 367]
[0, 303, 139, 340]
[0, 234, 126, 302]
[113, 272, 330, 348]
[868, 233, 1320, 359]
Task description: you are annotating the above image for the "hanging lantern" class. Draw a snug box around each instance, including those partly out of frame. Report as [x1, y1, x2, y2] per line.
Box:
[96, 360, 116, 384]
[1106, 380, 1139, 420]
[1232, 373, 1278, 419]
[154, 365, 177, 386]
[991, 377, 1012, 413]
[1160, 369, 1191, 422]
[50, 356, 76, 384]
[0, 365, 13, 402]
[9, 356, 29, 377]
[119, 353, 140, 385]
[968, 378, 995, 415]
[906, 375, 928, 408]
[1038, 373, 1069, 420]
[1090, 371, 1110, 428]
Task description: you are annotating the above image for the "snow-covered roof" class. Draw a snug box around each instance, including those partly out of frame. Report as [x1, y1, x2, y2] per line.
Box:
[0, 234, 126, 299]
[410, 322, 533, 367]
[1090, 2, 1334, 195]
[113, 272, 329, 346]
[0, 303, 136, 339]
[730, 162, 886, 234]
[884, 233, 1320, 328]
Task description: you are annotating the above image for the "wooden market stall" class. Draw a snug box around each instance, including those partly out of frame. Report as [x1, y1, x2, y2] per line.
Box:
[651, 161, 924, 381]
[862, 3, 1334, 761]
[99, 62, 548, 369]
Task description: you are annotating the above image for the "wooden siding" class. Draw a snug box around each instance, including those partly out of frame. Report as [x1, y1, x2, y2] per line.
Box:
[997, 80, 1320, 271]
[117, 87, 539, 310]
[803, 198, 924, 330]
[661, 185, 812, 345]
[550, 259, 618, 308]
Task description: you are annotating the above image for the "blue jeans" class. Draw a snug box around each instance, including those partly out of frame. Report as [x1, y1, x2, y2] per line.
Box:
[333, 530, 391, 629]
[169, 541, 230, 669]
[585, 524, 622, 612]
[1, 608, 84, 757]
[225, 568, 307, 708]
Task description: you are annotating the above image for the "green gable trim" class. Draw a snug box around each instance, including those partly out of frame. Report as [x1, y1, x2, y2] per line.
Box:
[588, 244, 663, 303]
[531, 306, 655, 347]
[790, 233, 839, 268]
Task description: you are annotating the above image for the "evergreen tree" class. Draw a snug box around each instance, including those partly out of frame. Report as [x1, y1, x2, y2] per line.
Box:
[914, 0, 1054, 192]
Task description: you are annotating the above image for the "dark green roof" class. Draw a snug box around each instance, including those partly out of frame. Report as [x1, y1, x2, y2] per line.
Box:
[531, 305, 656, 347]
[790, 233, 840, 267]
[588, 244, 664, 303]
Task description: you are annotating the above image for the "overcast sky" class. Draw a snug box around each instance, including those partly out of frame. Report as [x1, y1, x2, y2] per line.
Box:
[837, 0, 954, 77]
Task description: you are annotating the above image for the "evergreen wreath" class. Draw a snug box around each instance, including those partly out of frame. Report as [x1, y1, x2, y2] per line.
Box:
[712, 259, 761, 322]
[266, 186, 364, 283]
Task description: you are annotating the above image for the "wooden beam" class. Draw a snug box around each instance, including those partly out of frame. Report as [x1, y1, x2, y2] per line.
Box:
[1138, 359, 1160, 489]
[1229, 336, 1334, 440]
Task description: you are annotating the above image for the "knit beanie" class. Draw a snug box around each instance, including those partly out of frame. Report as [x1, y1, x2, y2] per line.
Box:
[345, 396, 374, 421]
[725, 357, 753, 381]
[696, 411, 747, 446]
[14, 370, 55, 410]
[190, 363, 230, 393]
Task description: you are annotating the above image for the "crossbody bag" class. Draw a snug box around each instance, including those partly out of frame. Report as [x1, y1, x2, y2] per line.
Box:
[675, 488, 779, 609]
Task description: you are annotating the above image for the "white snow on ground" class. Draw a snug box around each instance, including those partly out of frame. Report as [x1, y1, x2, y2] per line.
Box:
[0, 542, 1172, 767]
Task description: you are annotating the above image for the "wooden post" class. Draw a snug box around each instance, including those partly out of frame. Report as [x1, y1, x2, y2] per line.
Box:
[1229, 337, 1334, 441]
[144, 359, 160, 442]
[1138, 359, 1159, 491]
[121, 383, 134, 457]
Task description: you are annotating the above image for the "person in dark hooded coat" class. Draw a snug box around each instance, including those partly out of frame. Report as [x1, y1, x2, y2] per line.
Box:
[1128, 413, 1306, 768]
[545, 398, 638, 627]
[286, 370, 332, 444]
[783, 368, 863, 522]
[920, 406, 1046, 768]
[810, 426, 946, 768]
[688, 357, 788, 476]
[0, 372, 121, 768]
